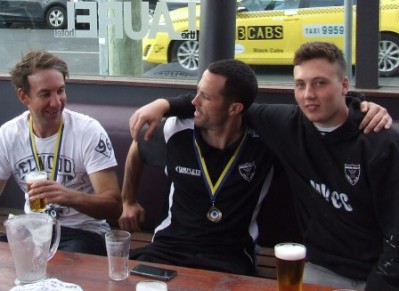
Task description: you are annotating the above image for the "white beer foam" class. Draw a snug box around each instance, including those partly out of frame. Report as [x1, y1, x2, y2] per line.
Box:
[26, 171, 48, 183]
[275, 243, 306, 261]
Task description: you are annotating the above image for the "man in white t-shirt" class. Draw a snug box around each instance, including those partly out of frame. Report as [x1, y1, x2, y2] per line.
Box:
[0, 50, 121, 256]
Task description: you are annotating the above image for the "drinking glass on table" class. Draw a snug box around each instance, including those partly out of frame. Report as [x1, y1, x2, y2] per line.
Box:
[274, 242, 306, 291]
[26, 171, 48, 212]
[105, 230, 131, 281]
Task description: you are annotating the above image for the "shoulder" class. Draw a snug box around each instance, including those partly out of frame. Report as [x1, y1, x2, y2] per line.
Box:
[0, 111, 29, 135]
[63, 109, 105, 131]
[164, 117, 194, 142]
[249, 103, 299, 118]
[360, 126, 399, 152]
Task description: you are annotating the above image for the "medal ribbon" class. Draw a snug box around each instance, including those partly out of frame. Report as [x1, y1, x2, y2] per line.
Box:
[193, 129, 247, 203]
[29, 115, 64, 181]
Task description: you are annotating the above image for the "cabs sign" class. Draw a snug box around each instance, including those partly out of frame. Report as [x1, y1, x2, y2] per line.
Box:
[54, 1, 197, 40]
[237, 25, 283, 40]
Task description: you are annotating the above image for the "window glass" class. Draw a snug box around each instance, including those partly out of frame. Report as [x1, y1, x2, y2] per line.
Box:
[0, 0, 397, 87]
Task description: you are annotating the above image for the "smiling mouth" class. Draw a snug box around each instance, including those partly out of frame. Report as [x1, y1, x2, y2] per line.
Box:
[305, 104, 319, 111]
[45, 110, 61, 118]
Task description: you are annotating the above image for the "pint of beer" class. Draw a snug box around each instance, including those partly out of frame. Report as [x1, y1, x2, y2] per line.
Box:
[274, 243, 306, 291]
[26, 171, 48, 212]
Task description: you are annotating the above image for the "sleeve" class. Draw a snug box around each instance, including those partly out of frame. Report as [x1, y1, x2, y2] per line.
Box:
[167, 93, 195, 118]
[346, 91, 366, 103]
[82, 119, 118, 175]
[366, 136, 399, 290]
[137, 120, 167, 167]
[245, 103, 297, 150]
[0, 125, 13, 180]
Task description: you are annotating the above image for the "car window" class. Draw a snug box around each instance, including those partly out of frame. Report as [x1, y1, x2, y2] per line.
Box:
[239, 0, 283, 11]
[307, 0, 344, 8]
[273, 0, 299, 10]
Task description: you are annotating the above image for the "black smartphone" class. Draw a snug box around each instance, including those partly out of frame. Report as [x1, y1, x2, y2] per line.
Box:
[130, 264, 177, 281]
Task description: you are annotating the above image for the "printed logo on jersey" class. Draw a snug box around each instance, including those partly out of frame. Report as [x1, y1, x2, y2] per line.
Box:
[95, 133, 112, 158]
[15, 154, 76, 189]
[344, 164, 360, 186]
[310, 180, 353, 211]
[239, 161, 256, 182]
[175, 166, 201, 176]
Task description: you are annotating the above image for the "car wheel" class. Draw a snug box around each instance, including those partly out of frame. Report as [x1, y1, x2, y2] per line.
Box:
[379, 34, 399, 77]
[149, 2, 156, 16]
[46, 6, 67, 29]
[170, 40, 199, 71]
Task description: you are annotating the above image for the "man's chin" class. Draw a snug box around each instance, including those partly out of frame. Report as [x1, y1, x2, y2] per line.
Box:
[194, 118, 204, 127]
[304, 114, 321, 124]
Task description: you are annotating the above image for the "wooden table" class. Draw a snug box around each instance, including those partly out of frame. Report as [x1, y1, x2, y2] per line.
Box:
[0, 242, 334, 291]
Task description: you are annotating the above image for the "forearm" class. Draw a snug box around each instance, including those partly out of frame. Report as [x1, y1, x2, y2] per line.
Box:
[68, 188, 122, 219]
[72, 169, 121, 219]
[167, 93, 195, 118]
[121, 141, 144, 205]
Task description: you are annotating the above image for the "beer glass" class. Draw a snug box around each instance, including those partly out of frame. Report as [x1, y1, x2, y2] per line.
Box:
[26, 171, 48, 212]
[274, 242, 306, 291]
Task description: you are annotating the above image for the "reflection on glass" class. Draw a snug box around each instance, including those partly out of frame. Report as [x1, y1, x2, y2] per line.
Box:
[0, 0, 397, 85]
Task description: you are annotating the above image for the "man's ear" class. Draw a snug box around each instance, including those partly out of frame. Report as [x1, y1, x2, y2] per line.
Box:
[342, 77, 349, 96]
[229, 102, 244, 116]
[17, 88, 29, 106]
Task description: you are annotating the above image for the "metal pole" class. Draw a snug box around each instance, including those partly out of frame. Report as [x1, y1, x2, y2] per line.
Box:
[355, 0, 380, 89]
[197, 0, 236, 79]
[344, 0, 353, 80]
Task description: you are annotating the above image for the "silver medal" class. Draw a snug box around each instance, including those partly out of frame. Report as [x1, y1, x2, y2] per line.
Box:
[207, 206, 222, 223]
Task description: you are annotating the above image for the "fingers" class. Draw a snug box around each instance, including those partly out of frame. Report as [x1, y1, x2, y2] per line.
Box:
[129, 111, 153, 141]
[385, 117, 393, 129]
[129, 99, 170, 140]
[144, 123, 157, 141]
[118, 206, 145, 232]
[361, 109, 391, 133]
[359, 101, 368, 113]
[129, 113, 139, 140]
[359, 101, 392, 134]
[28, 181, 51, 199]
[119, 217, 141, 233]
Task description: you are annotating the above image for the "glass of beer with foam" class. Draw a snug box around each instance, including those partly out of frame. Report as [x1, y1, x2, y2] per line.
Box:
[274, 242, 306, 291]
[26, 171, 48, 212]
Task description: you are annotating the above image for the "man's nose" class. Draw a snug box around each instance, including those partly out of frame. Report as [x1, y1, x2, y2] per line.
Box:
[304, 85, 315, 99]
[49, 93, 62, 107]
[191, 94, 200, 105]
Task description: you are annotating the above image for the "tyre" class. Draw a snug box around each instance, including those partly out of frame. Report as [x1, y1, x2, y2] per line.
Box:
[379, 34, 399, 77]
[170, 39, 199, 71]
[45, 6, 67, 29]
[149, 2, 156, 16]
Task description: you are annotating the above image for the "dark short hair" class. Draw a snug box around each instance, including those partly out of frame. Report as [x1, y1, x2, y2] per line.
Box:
[207, 59, 258, 112]
[10, 49, 69, 94]
[293, 42, 347, 78]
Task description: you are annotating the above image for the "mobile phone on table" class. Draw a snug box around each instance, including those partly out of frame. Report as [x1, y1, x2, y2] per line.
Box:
[130, 264, 177, 281]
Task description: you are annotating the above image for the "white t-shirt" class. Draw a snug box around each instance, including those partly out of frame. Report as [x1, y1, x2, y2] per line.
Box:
[0, 109, 118, 236]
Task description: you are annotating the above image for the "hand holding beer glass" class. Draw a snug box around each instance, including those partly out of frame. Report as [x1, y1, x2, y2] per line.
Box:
[26, 171, 48, 212]
[274, 242, 306, 291]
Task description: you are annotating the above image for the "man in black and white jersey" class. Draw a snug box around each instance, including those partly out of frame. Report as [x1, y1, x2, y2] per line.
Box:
[119, 59, 274, 275]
